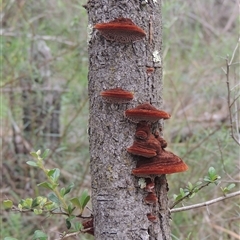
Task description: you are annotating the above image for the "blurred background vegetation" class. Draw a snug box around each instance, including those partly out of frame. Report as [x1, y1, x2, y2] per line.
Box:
[1, 0, 239, 239]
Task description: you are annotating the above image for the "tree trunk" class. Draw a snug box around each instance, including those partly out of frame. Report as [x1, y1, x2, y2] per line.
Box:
[87, 1, 171, 239]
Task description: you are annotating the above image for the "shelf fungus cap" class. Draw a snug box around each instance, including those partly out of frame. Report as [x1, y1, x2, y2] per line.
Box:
[147, 213, 157, 223]
[127, 133, 162, 158]
[94, 17, 146, 43]
[135, 122, 151, 140]
[132, 150, 188, 177]
[100, 88, 134, 103]
[127, 145, 157, 158]
[144, 192, 158, 204]
[125, 103, 171, 123]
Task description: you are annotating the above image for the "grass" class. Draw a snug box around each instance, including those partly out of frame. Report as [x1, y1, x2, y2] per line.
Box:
[2, 0, 239, 239]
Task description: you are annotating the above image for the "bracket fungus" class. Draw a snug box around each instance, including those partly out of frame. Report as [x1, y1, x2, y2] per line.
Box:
[125, 103, 171, 123]
[127, 145, 157, 158]
[154, 131, 168, 148]
[135, 122, 151, 140]
[94, 17, 146, 43]
[132, 150, 188, 178]
[127, 125, 162, 158]
[144, 192, 158, 204]
[82, 218, 94, 235]
[147, 213, 157, 223]
[144, 181, 155, 192]
[100, 88, 134, 103]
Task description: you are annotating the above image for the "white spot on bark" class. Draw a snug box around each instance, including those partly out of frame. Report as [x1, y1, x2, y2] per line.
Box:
[138, 178, 146, 189]
[153, 50, 161, 64]
[87, 24, 93, 44]
[153, 0, 158, 3]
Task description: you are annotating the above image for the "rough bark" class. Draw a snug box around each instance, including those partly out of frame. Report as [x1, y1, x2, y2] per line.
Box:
[87, 0, 171, 239]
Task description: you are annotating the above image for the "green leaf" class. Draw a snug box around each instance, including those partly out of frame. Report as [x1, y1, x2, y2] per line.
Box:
[60, 187, 66, 197]
[187, 182, 192, 190]
[30, 152, 38, 158]
[67, 204, 75, 215]
[26, 161, 38, 167]
[180, 188, 185, 197]
[33, 209, 43, 215]
[70, 197, 81, 209]
[65, 182, 74, 195]
[47, 168, 60, 183]
[73, 221, 82, 231]
[189, 192, 195, 198]
[18, 204, 23, 211]
[42, 149, 50, 159]
[32, 197, 41, 208]
[23, 198, 33, 208]
[208, 167, 216, 178]
[66, 218, 72, 229]
[48, 192, 60, 205]
[174, 194, 183, 201]
[38, 181, 54, 190]
[227, 183, 235, 191]
[79, 190, 90, 210]
[33, 230, 47, 240]
[3, 200, 13, 209]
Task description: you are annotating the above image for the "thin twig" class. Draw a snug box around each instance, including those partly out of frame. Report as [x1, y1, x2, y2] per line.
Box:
[224, 55, 240, 145]
[171, 190, 240, 213]
[1, 30, 77, 46]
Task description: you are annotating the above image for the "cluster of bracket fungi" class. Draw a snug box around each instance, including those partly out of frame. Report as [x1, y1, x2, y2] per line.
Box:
[83, 17, 189, 234]
[99, 90, 188, 224]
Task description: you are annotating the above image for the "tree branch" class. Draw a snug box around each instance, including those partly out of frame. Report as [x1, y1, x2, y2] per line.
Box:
[223, 40, 240, 145]
[170, 190, 240, 213]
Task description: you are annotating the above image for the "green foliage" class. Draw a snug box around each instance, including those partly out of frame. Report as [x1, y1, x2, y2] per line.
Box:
[3, 200, 13, 209]
[70, 190, 90, 214]
[171, 167, 234, 208]
[33, 230, 47, 240]
[221, 183, 236, 195]
[204, 167, 221, 183]
[3, 150, 91, 239]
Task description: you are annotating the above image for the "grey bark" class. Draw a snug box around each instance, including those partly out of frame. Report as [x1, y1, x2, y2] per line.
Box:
[87, 0, 171, 239]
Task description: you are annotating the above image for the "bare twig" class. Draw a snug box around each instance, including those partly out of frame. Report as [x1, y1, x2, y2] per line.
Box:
[1, 29, 77, 46]
[224, 51, 240, 145]
[171, 190, 240, 213]
[210, 223, 240, 240]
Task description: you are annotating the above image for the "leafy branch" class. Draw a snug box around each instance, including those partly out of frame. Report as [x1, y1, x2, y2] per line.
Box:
[170, 167, 238, 213]
[170, 167, 221, 209]
[3, 149, 92, 239]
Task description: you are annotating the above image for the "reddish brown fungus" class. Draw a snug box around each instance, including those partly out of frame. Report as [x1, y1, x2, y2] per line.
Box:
[100, 88, 134, 103]
[132, 150, 188, 177]
[127, 145, 157, 158]
[127, 132, 162, 158]
[154, 132, 168, 148]
[144, 181, 155, 192]
[125, 103, 171, 123]
[144, 192, 158, 204]
[94, 17, 146, 43]
[146, 67, 155, 76]
[135, 122, 151, 140]
[82, 218, 94, 236]
[147, 213, 157, 222]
